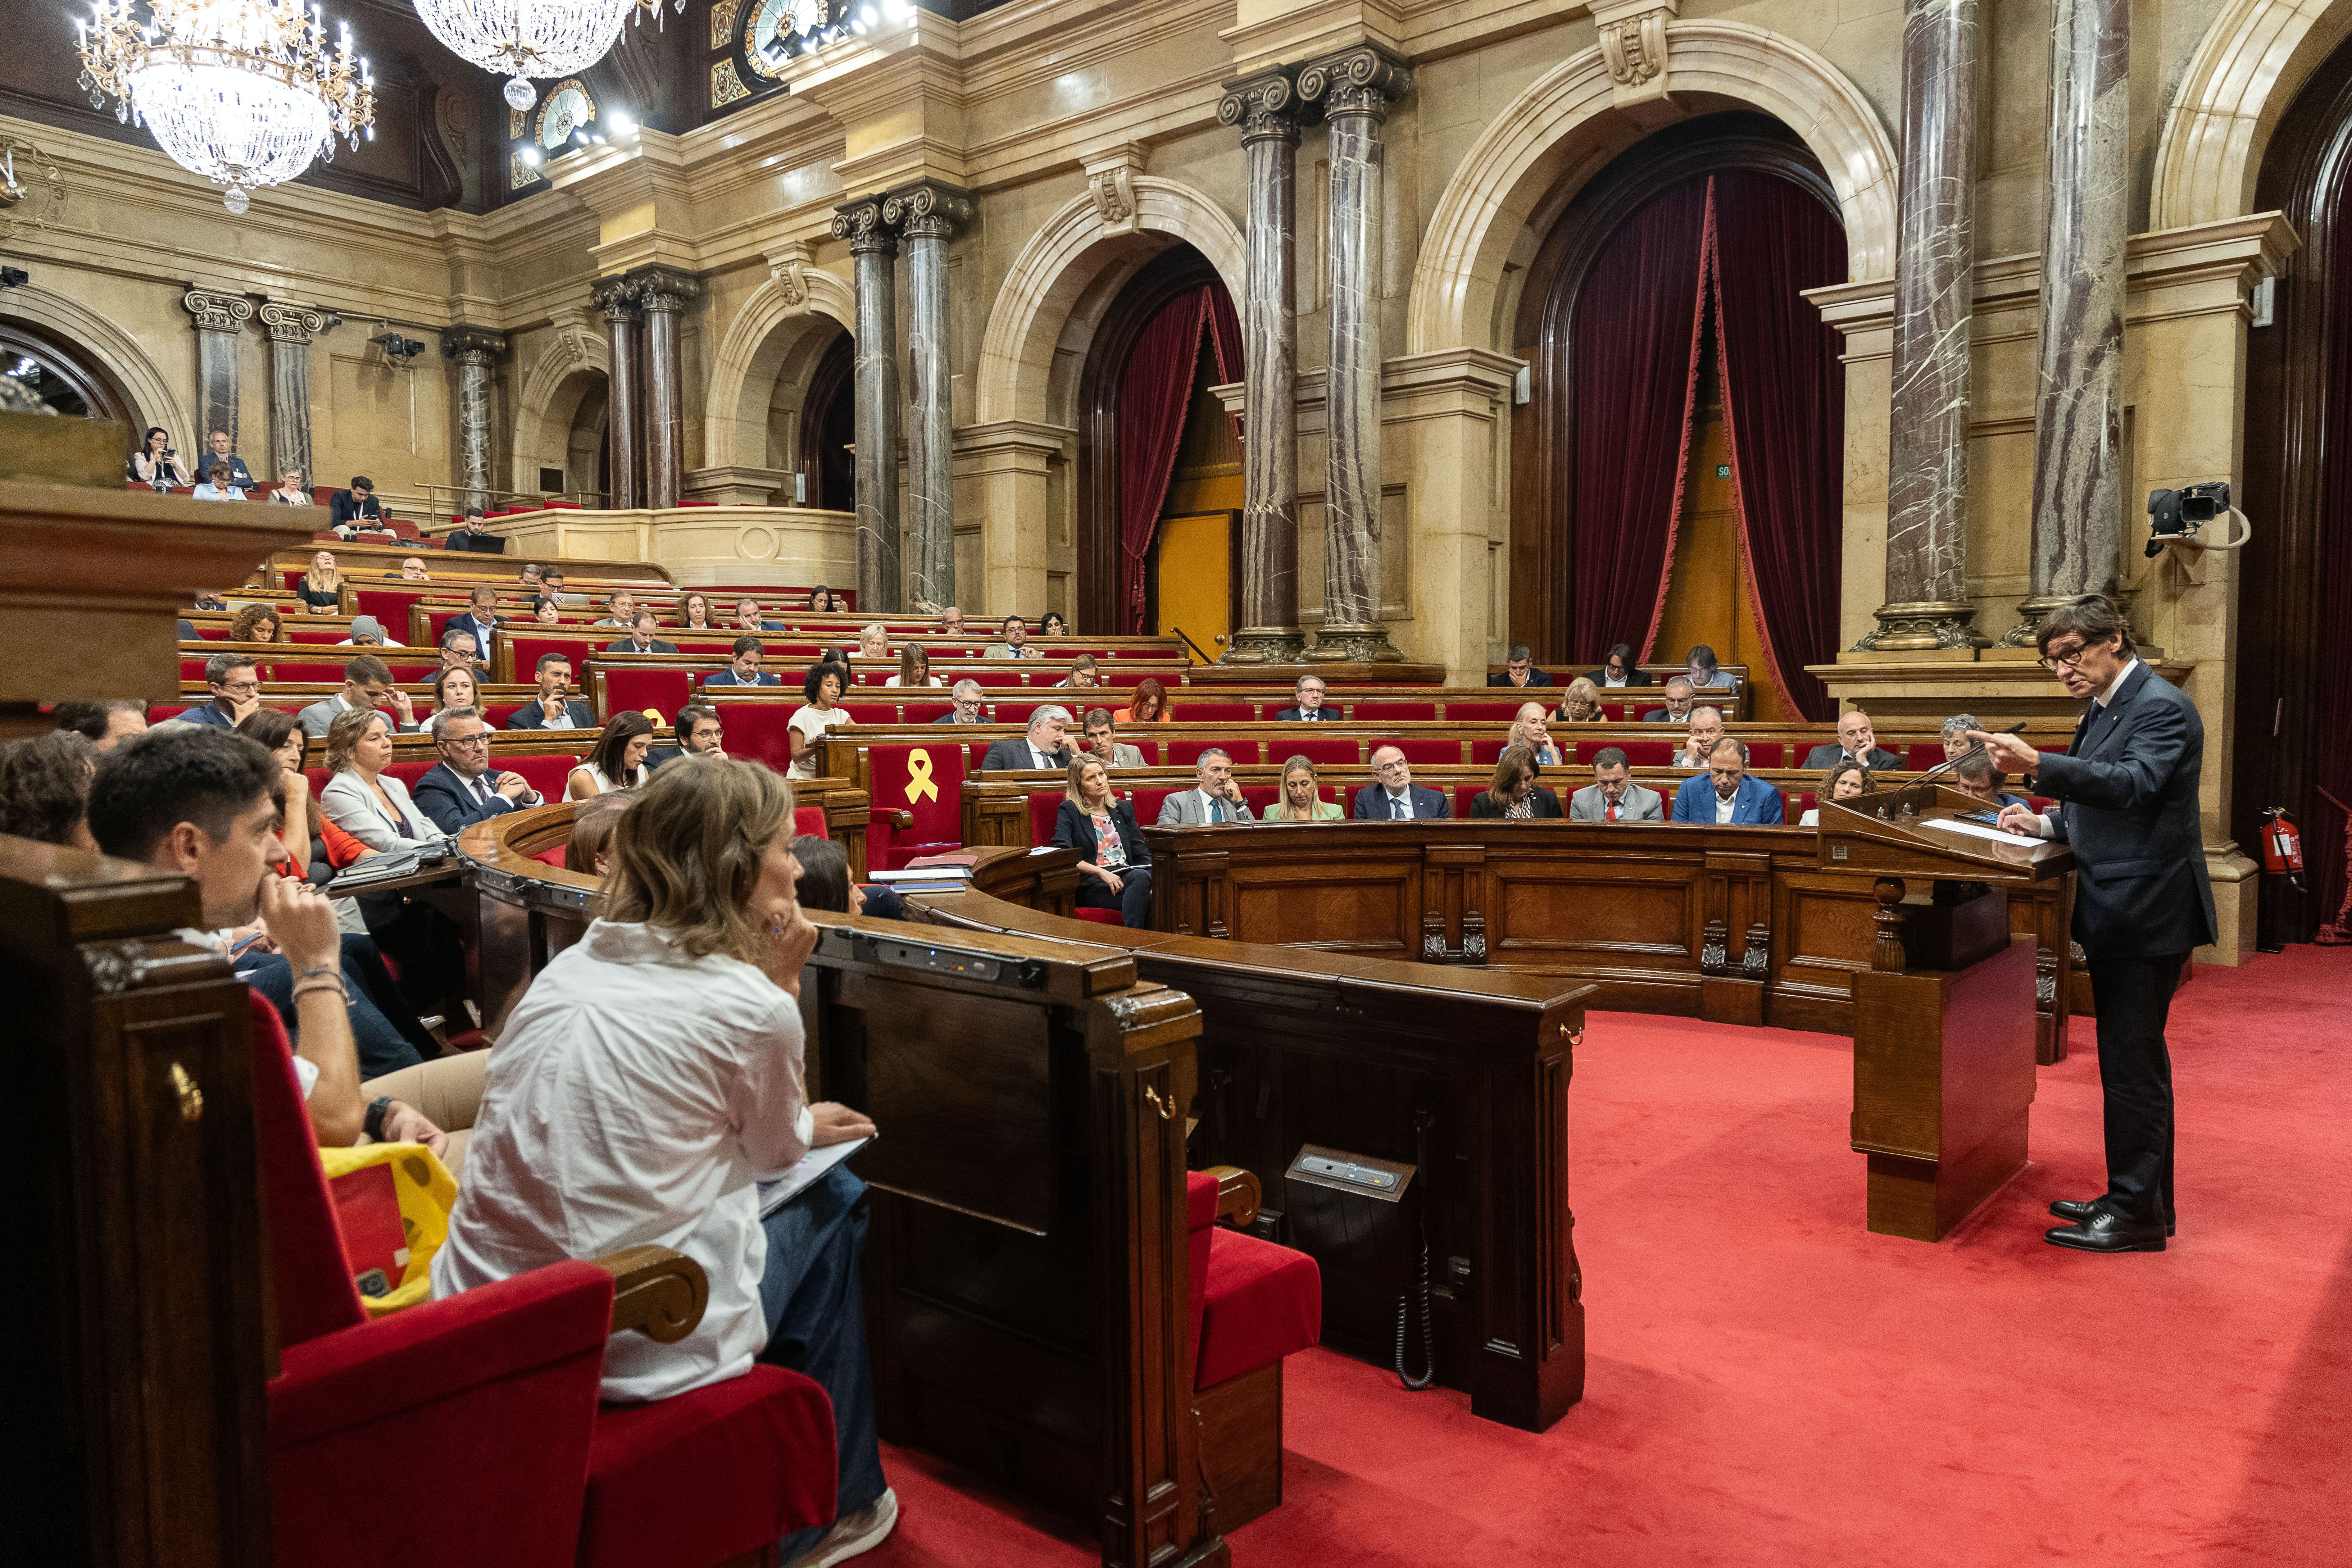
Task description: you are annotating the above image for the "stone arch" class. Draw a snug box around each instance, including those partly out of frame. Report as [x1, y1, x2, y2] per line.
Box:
[2153, 0, 2352, 230]
[973, 177, 1245, 427]
[703, 263, 855, 471]
[511, 326, 611, 498]
[1407, 19, 1898, 355]
[0, 282, 189, 443]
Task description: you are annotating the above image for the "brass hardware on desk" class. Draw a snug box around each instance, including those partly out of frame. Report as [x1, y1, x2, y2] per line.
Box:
[169, 1062, 203, 1122]
[1141, 1083, 1174, 1120]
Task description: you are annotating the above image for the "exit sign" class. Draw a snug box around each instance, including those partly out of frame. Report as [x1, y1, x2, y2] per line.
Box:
[1715, 464, 1730, 478]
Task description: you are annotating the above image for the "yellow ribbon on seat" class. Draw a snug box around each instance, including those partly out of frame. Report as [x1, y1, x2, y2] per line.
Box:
[904, 747, 938, 805]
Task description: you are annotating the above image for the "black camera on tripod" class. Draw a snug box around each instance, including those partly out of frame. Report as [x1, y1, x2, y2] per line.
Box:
[2146, 482, 2232, 557]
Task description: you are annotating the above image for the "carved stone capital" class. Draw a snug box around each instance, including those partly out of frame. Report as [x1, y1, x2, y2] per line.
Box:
[1599, 8, 1670, 89]
[440, 326, 508, 366]
[626, 265, 703, 316]
[257, 301, 328, 345]
[182, 289, 252, 334]
[832, 195, 896, 255]
[765, 240, 813, 308]
[1218, 68, 1305, 144]
[882, 179, 974, 242]
[1297, 44, 1412, 120]
[591, 276, 642, 324]
[1220, 628, 1308, 665]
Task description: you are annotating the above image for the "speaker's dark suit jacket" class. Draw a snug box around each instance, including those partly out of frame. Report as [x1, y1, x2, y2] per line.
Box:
[2034, 662, 2217, 959]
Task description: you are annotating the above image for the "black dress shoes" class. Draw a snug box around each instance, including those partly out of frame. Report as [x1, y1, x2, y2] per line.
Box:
[2049, 1197, 2174, 1236]
[2045, 1209, 2167, 1253]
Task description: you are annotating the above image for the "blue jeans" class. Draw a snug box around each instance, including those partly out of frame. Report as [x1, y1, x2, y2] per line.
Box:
[759, 1163, 886, 1558]
[243, 934, 439, 1079]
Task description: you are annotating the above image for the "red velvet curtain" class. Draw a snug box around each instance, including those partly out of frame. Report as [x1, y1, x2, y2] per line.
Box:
[1570, 178, 1711, 663]
[2313, 201, 2352, 932]
[1706, 172, 1850, 721]
[1117, 290, 1210, 634]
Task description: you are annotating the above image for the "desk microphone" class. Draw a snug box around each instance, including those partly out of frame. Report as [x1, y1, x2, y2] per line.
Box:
[1891, 723, 2027, 816]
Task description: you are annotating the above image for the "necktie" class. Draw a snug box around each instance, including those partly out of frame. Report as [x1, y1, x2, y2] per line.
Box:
[1607, 801, 1618, 822]
[1210, 798, 1225, 824]
[1391, 795, 1407, 821]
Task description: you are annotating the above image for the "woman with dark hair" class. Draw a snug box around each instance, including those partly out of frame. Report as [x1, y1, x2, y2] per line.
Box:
[1039, 610, 1067, 637]
[436, 758, 896, 1565]
[237, 706, 318, 869]
[1114, 677, 1170, 725]
[679, 591, 715, 631]
[1470, 744, 1562, 819]
[533, 594, 564, 624]
[793, 835, 861, 915]
[808, 583, 844, 614]
[1798, 760, 1873, 827]
[0, 731, 96, 847]
[130, 426, 192, 488]
[230, 603, 286, 643]
[788, 662, 851, 780]
[564, 790, 634, 875]
[1590, 642, 1653, 688]
[1050, 755, 1153, 926]
[568, 712, 656, 799]
[885, 642, 940, 688]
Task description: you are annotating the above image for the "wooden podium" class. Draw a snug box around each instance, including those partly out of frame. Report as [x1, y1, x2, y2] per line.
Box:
[1816, 785, 2075, 1241]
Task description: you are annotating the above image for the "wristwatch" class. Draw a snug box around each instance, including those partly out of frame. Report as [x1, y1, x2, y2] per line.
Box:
[364, 1095, 393, 1142]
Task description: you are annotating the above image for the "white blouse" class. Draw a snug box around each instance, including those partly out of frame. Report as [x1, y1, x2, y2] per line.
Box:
[433, 920, 814, 1402]
[787, 704, 849, 778]
[572, 762, 648, 796]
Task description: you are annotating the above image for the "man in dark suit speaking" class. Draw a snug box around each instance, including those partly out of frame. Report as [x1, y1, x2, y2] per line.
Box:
[1972, 595, 2216, 1255]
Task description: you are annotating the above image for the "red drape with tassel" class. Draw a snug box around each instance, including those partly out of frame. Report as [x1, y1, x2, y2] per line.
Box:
[1569, 179, 1712, 664]
[1706, 172, 1849, 721]
[1116, 282, 1245, 635]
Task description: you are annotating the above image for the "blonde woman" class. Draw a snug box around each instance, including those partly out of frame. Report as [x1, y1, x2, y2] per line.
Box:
[885, 643, 941, 687]
[319, 708, 444, 849]
[858, 622, 890, 660]
[295, 550, 342, 615]
[272, 467, 314, 505]
[1056, 654, 1101, 691]
[1555, 676, 1605, 723]
[1049, 755, 1153, 925]
[433, 758, 896, 1568]
[1263, 755, 1343, 821]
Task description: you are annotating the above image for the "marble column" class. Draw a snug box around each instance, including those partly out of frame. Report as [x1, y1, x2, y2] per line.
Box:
[440, 327, 508, 509]
[833, 195, 903, 613]
[1217, 68, 1307, 664]
[257, 302, 326, 489]
[629, 266, 702, 511]
[592, 278, 644, 509]
[1299, 45, 1410, 664]
[1857, 0, 1985, 651]
[2007, 0, 2130, 643]
[181, 289, 252, 458]
[884, 180, 973, 614]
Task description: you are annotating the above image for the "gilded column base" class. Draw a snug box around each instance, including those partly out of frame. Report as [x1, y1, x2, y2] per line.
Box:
[1999, 595, 2072, 647]
[1302, 622, 1404, 662]
[1220, 626, 1308, 664]
[1852, 601, 1989, 652]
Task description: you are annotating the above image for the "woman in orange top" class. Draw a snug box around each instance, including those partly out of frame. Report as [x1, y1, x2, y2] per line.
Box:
[1113, 677, 1171, 725]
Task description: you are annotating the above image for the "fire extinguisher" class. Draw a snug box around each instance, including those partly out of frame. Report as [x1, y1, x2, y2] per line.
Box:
[2262, 807, 2306, 888]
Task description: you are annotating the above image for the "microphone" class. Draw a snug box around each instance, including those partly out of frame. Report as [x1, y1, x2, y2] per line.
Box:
[1891, 723, 2027, 816]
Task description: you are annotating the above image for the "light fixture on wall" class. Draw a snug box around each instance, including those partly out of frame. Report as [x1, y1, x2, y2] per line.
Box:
[73, 0, 374, 214]
[413, 0, 683, 112]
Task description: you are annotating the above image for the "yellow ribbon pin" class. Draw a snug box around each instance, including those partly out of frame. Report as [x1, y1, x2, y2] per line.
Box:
[904, 747, 938, 805]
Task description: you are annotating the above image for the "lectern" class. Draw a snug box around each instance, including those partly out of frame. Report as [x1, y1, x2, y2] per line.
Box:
[1816, 785, 2075, 1241]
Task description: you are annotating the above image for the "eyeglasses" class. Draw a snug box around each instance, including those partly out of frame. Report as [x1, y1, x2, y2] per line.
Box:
[2038, 638, 2108, 671]
[217, 680, 259, 696]
[442, 732, 491, 747]
[1373, 758, 1411, 774]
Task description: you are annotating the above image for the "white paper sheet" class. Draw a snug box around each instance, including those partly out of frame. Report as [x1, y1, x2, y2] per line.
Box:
[757, 1137, 868, 1216]
[1920, 817, 2044, 848]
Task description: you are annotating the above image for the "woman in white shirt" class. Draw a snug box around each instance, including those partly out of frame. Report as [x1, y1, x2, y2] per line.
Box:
[1798, 759, 1873, 827]
[883, 643, 941, 688]
[787, 662, 850, 780]
[130, 426, 192, 488]
[568, 711, 655, 799]
[431, 758, 895, 1563]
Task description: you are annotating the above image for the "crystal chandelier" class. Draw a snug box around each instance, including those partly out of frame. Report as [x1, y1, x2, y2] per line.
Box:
[75, 0, 374, 215]
[413, 0, 684, 113]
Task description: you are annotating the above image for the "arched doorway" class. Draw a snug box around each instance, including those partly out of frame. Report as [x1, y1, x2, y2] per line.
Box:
[1074, 244, 1243, 638]
[0, 317, 135, 424]
[2237, 26, 2352, 938]
[798, 328, 855, 511]
[1507, 112, 1845, 719]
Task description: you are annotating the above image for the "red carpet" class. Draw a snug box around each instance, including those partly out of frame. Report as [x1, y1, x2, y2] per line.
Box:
[865, 947, 2352, 1566]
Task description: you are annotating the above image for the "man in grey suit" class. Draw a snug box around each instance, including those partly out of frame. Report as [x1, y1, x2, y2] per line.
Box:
[1081, 707, 1145, 769]
[978, 704, 1075, 771]
[297, 655, 421, 738]
[1567, 747, 1664, 822]
[1801, 709, 1903, 771]
[1157, 748, 1254, 824]
[1975, 595, 2217, 1255]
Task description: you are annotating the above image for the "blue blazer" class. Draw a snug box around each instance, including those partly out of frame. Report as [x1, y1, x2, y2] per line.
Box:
[505, 698, 595, 730]
[2033, 663, 2217, 959]
[1350, 782, 1453, 820]
[703, 668, 781, 686]
[411, 760, 530, 835]
[176, 701, 239, 729]
[1671, 772, 1785, 824]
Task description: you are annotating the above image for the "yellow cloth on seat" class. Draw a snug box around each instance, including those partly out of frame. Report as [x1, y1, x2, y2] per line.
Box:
[319, 1141, 458, 1316]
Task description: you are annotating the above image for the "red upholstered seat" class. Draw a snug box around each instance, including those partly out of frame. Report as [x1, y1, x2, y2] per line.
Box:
[1601, 702, 1630, 722]
[863, 741, 966, 869]
[1182, 1172, 1321, 1390]
[837, 701, 899, 724]
[1131, 787, 1175, 824]
[599, 667, 698, 724]
[1453, 784, 1484, 816]
[1577, 738, 1673, 767]
[1907, 742, 1947, 769]
[533, 845, 569, 868]
[1169, 701, 1255, 723]
[1073, 907, 1124, 926]
[1027, 791, 1060, 847]
[1438, 700, 1521, 722]
[1470, 738, 1509, 765]
[699, 700, 796, 772]
[1281, 736, 1358, 766]
[1394, 738, 1460, 766]
[578, 1370, 836, 1568]
[793, 805, 828, 839]
[1746, 741, 1786, 768]
[1240, 785, 1277, 816]
[1352, 700, 1438, 722]
[900, 701, 953, 723]
[1169, 737, 1257, 767]
[508, 753, 584, 800]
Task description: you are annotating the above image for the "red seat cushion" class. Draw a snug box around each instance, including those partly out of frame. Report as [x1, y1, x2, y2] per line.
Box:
[1352, 701, 1437, 722]
[793, 805, 828, 839]
[1197, 1227, 1322, 1390]
[1745, 741, 1785, 768]
[1280, 736, 1357, 766]
[1470, 738, 1510, 765]
[1437, 700, 1521, 722]
[579, 1367, 838, 1568]
[1577, 738, 1673, 767]
[1073, 907, 1123, 925]
[1453, 784, 1484, 816]
[1394, 738, 1459, 766]
[1169, 737, 1257, 767]
[1028, 791, 1060, 847]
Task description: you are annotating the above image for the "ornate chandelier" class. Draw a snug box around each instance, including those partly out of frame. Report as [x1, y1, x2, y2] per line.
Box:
[75, 0, 374, 215]
[413, 0, 684, 113]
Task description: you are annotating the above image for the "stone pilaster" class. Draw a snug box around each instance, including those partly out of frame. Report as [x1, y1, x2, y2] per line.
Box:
[1218, 68, 1308, 664]
[884, 179, 973, 615]
[1858, 0, 1985, 651]
[257, 302, 327, 489]
[441, 327, 508, 510]
[592, 277, 644, 509]
[2006, 0, 2131, 644]
[628, 265, 702, 511]
[833, 195, 903, 614]
[1297, 44, 1411, 664]
[181, 289, 251, 458]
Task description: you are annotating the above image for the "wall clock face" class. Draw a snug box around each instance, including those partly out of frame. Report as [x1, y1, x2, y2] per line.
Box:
[535, 82, 596, 150]
[743, 0, 830, 79]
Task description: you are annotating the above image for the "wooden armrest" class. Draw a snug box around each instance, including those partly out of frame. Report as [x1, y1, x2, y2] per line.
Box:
[876, 808, 913, 829]
[596, 1244, 708, 1342]
[1203, 1165, 1261, 1229]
